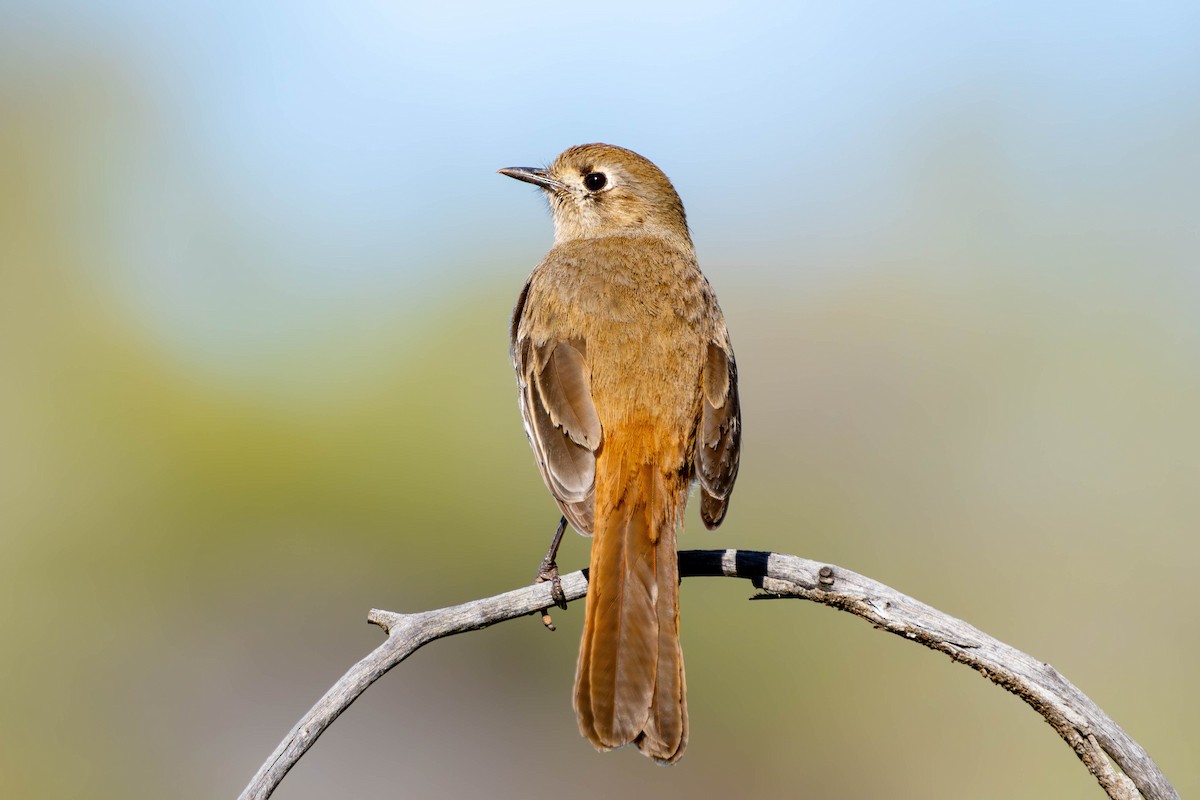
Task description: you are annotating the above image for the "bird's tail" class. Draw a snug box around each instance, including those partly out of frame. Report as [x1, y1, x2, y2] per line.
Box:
[574, 444, 688, 763]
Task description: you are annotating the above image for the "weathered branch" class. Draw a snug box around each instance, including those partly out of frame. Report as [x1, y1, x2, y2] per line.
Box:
[238, 550, 1177, 800]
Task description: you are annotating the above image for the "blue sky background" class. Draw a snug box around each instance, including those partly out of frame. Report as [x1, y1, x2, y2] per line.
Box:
[5, 1, 1198, 376]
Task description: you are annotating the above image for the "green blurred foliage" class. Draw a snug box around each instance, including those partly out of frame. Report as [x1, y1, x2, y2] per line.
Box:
[2, 35, 1197, 800]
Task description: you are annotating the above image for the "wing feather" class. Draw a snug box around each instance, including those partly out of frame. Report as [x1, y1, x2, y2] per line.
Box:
[535, 342, 602, 450]
[512, 306, 602, 534]
[697, 341, 741, 529]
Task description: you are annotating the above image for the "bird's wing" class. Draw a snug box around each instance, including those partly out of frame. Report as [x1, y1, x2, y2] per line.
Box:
[697, 340, 741, 529]
[512, 284, 601, 535]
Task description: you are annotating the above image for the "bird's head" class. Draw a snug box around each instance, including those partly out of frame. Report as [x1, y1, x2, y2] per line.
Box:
[500, 143, 690, 246]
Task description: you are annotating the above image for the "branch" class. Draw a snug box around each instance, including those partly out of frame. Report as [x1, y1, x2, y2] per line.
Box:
[238, 550, 1177, 800]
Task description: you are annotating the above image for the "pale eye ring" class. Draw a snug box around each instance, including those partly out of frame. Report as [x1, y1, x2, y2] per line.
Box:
[583, 172, 607, 191]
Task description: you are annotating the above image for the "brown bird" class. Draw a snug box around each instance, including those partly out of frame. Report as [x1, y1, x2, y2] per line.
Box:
[500, 144, 741, 764]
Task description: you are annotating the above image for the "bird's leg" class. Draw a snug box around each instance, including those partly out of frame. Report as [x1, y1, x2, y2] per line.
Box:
[535, 516, 569, 630]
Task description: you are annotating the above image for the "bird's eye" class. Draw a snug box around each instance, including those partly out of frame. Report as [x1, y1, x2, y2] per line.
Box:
[583, 172, 607, 191]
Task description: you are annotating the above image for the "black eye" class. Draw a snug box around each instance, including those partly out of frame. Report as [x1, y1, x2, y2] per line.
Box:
[583, 172, 607, 191]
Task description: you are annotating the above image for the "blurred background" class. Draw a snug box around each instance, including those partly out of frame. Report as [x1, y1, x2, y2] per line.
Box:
[1, 2, 1197, 798]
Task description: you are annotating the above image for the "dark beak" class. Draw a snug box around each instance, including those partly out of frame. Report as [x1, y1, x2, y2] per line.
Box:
[498, 167, 564, 191]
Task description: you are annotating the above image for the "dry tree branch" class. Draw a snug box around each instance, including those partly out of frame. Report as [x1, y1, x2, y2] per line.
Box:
[238, 550, 1177, 800]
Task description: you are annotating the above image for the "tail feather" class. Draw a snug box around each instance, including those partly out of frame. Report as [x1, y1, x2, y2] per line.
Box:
[635, 520, 687, 763]
[575, 461, 687, 762]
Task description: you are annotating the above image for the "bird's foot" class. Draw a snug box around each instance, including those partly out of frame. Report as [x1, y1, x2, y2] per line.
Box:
[534, 517, 569, 630]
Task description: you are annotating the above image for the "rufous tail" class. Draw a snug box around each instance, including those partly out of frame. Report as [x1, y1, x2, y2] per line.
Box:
[574, 456, 688, 763]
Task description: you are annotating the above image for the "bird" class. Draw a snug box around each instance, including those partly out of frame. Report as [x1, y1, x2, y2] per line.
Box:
[499, 144, 741, 764]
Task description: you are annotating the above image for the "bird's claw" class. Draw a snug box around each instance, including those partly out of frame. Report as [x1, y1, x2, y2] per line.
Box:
[535, 559, 567, 630]
[533, 516, 569, 631]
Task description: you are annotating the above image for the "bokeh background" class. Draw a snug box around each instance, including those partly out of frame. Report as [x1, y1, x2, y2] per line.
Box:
[2, 2, 1197, 798]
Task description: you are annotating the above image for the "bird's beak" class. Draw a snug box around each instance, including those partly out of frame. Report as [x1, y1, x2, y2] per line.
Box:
[498, 167, 564, 191]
